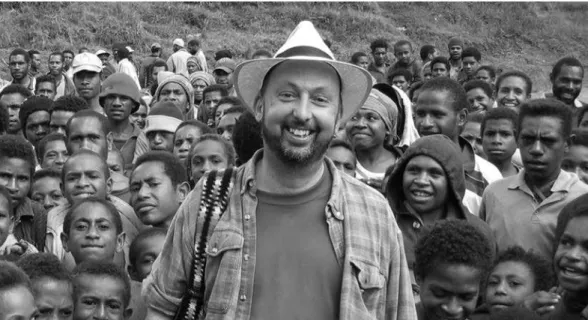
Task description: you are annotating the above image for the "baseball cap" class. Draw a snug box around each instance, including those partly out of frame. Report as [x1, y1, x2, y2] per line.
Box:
[173, 38, 185, 47]
[95, 49, 109, 57]
[151, 43, 162, 50]
[214, 58, 237, 74]
[72, 52, 102, 74]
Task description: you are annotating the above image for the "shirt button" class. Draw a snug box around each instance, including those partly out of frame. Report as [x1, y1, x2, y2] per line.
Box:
[211, 247, 218, 254]
[244, 254, 249, 261]
[412, 222, 421, 229]
[240, 294, 247, 301]
[244, 215, 251, 221]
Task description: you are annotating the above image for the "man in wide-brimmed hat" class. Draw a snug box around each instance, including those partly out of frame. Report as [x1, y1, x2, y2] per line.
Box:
[144, 21, 416, 320]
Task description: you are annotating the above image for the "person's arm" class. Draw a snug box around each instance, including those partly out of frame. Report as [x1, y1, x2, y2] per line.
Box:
[166, 56, 174, 73]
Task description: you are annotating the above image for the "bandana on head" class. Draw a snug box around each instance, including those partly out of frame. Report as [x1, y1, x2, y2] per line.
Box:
[189, 71, 216, 88]
[360, 88, 399, 135]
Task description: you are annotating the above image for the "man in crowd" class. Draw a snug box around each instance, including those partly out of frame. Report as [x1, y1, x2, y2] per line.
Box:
[213, 58, 236, 96]
[28, 49, 42, 78]
[389, 40, 423, 83]
[114, 44, 140, 89]
[187, 39, 208, 73]
[1, 84, 32, 137]
[167, 38, 192, 74]
[96, 49, 117, 81]
[141, 43, 163, 88]
[62, 49, 75, 79]
[34, 74, 56, 100]
[48, 51, 76, 99]
[8, 48, 36, 93]
[447, 37, 463, 81]
[368, 38, 390, 84]
[547, 56, 586, 118]
[72, 52, 103, 113]
[19, 96, 52, 149]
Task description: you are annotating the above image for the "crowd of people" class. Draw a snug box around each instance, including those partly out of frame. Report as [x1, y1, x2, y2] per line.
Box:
[0, 19, 587, 320]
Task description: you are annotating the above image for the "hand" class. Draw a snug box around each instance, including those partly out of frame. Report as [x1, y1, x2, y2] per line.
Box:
[4, 240, 29, 256]
[523, 288, 561, 315]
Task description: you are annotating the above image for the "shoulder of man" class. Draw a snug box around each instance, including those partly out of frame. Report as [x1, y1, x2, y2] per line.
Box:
[474, 154, 503, 184]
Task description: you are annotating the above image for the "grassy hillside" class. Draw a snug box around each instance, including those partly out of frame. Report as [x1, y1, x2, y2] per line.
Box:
[0, 2, 586, 97]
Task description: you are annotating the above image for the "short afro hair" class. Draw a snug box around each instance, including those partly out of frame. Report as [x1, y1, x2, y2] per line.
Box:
[128, 227, 167, 266]
[62, 49, 74, 58]
[37, 133, 67, 164]
[72, 261, 131, 307]
[9, 48, 30, 63]
[414, 219, 494, 281]
[419, 77, 468, 112]
[350, 52, 368, 64]
[476, 65, 497, 80]
[0, 101, 8, 134]
[555, 193, 588, 250]
[231, 111, 262, 166]
[0, 134, 36, 177]
[175, 120, 213, 139]
[481, 107, 519, 137]
[463, 80, 494, 99]
[570, 130, 588, 148]
[462, 47, 482, 62]
[394, 40, 412, 51]
[430, 56, 451, 72]
[28, 49, 40, 58]
[551, 56, 584, 81]
[420, 44, 436, 61]
[35, 74, 57, 92]
[0, 260, 32, 293]
[132, 151, 187, 187]
[370, 38, 389, 52]
[517, 98, 573, 139]
[19, 96, 52, 137]
[64, 197, 122, 236]
[0, 84, 32, 100]
[16, 253, 72, 284]
[388, 68, 413, 84]
[409, 81, 425, 102]
[329, 138, 355, 154]
[65, 109, 111, 138]
[32, 168, 62, 186]
[50, 95, 89, 115]
[496, 70, 533, 97]
[490, 246, 555, 292]
[214, 96, 245, 117]
[0, 185, 14, 215]
[222, 106, 247, 118]
[203, 84, 229, 99]
[214, 49, 233, 61]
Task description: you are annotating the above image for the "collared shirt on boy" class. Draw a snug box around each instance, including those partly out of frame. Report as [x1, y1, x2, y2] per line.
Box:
[480, 169, 588, 260]
[143, 151, 417, 320]
[368, 62, 390, 84]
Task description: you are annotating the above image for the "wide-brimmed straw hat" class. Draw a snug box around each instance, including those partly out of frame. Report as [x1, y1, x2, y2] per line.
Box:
[233, 21, 373, 122]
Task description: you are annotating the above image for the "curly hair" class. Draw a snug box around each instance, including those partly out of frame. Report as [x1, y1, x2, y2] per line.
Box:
[0, 260, 32, 293]
[420, 77, 468, 112]
[462, 47, 482, 62]
[414, 219, 494, 281]
[50, 95, 89, 115]
[132, 151, 187, 187]
[490, 246, 555, 292]
[0, 84, 32, 100]
[518, 98, 573, 139]
[72, 261, 131, 307]
[0, 134, 36, 177]
[463, 79, 494, 99]
[16, 253, 72, 283]
[231, 111, 262, 166]
[19, 96, 52, 138]
[128, 227, 167, 267]
[481, 107, 519, 137]
[370, 38, 389, 52]
[388, 68, 413, 85]
[35, 74, 57, 92]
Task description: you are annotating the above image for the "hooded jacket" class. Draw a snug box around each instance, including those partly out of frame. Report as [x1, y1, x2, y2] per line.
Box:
[385, 134, 495, 272]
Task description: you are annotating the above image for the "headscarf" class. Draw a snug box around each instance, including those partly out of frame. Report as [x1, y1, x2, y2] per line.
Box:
[360, 88, 398, 148]
[189, 71, 216, 88]
[154, 74, 194, 116]
[187, 56, 202, 72]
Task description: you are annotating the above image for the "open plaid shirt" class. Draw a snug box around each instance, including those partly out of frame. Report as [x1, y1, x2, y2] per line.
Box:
[144, 151, 417, 320]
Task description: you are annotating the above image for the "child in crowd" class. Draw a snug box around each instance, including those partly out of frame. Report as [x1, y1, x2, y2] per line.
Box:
[199, 84, 229, 127]
[129, 151, 190, 230]
[127, 227, 166, 282]
[495, 70, 532, 110]
[217, 106, 246, 142]
[214, 96, 245, 127]
[464, 80, 495, 114]
[129, 98, 148, 130]
[561, 130, 588, 184]
[481, 108, 521, 177]
[31, 169, 68, 212]
[37, 133, 69, 172]
[16, 253, 74, 320]
[326, 139, 357, 178]
[577, 105, 588, 131]
[461, 112, 486, 159]
[71, 261, 132, 320]
[430, 56, 451, 78]
[61, 197, 125, 266]
[350, 51, 369, 70]
[390, 40, 423, 83]
[389, 68, 413, 93]
[188, 134, 236, 186]
[459, 47, 481, 84]
[419, 44, 438, 81]
[415, 219, 494, 320]
[173, 120, 212, 167]
[0, 260, 37, 320]
[145, 101, 184, 153]
[476, 65, 497, 86]
[107, 148, 126, 176]
[0, 135, 46, 249]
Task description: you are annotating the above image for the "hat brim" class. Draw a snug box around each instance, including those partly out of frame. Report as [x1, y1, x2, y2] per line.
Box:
[73, 65, 102, 75]
[214, 66, 234, 74]
[234, 57, 373, 123]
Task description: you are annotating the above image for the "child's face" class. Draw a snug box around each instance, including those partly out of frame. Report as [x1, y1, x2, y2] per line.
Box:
[402, 155, 448, 215]
[394, 44, 412, 65]
[354, 56, 370, 70]
[0, 195, 14, 250]
[462, 56, 479, 76]
[415, 89, 463, 141]
[485, 261, 536, 314]
[31, 177, 67, 212]
[0, 157, 32, 209]
[62, 202, 124, 265]
[63, 154, 111, 205]
[461, 122, 486, 159]
[73, 275, 129, 320]
[190, 140, 230, 183]
[419, 263, 483, 320]
[561, 145, 588, 185]
[553, 215, 588, 293]
[482, 119, 518, 164]
[476, 69, 494, 85]
[432, 63, 449, 78]
[466, 88, 494, 113]
[173, 125, 204, 165]
[130, 233, 166, 281]
[0, 285, 37, 320]
[33, 278, 74, 320]
[496, 76, 529, 110]
[42, 140, 69, 172]
[106, 151, 124, 175]
[578, 112, 588, 132]
[130, 161, 184, 228]
[392, 75, 410, 92]
[326, 146, 357, 178]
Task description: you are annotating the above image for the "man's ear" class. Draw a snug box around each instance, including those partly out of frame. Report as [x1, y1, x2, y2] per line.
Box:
[457, 108, 468, 127]
[176, 181, 191, 203]
[565, 133, 575, 154]
[61, 232, 70, 253]
[105, 176, 113, 195]
[106, 132, 115, 151]
[115, 232, 126, 254]
[254, 96, 264, 122]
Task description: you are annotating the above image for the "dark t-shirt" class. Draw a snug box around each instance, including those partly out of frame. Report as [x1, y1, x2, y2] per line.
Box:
[250, 167, 341, 320]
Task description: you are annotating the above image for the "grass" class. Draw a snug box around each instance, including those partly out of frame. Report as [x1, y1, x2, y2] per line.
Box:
[0, 2, 586, 97]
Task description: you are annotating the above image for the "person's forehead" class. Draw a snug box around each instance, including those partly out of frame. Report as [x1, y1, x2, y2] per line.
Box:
[193, 140, 226, 156]
[395, 44, 411, 51]
[467, 88, 489, 98]
[176, 125, 201, 137]
[38, 81, 56, 89]
[499, 76, 527, 89]
[32, 176, 61, 191]
[462, 56, 477, 62]
[392, 75, 408, 81]
[28, 110, 51, 121]
[557, 65, 584, 78]
[218, 113, 239, 126]
[65, 154, 106, 173]
[406, 154, 443, 169]
[69, 117, 105, 135]
[49, 55, 62, 61]
[0, 93, 26, 104]
[432, 62, 446, 69]
[9, 54, 26, 62]
[71, 203, 115, 222]
[373, 47, 387, 52]
[485, 118, 515, 129]
[132, 161, 167, 179]
[205, 91, 222, 99]
[520, 116, 564, 132]
[264, 60, 340, 89]
[0, 157, 32, 172]
[46, 139, 67, 151]
[52, 110, 75, 121]
[162, 82, 185, 91]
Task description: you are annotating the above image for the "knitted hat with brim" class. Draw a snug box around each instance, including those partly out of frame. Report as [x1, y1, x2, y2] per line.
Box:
[154, 74, 195, 115]
[99, 73, 141, 112]
[145, 101, 184, 134]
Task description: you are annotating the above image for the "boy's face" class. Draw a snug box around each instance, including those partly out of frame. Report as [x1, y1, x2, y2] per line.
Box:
[461, 122, 486, 159]
[67, 116, 109, 159]
[173, 126, 204, 165]
[42, 140, 69, 172]
[217, 113, 240, 142]
[482, 119, 518, 164]
[129, 233, 166, 281]
[63, 154, 111, 205]
[0, 157, 32, 208]
[466, 88, 494, 113]
[476, 69, 494, 85]
[496, 76, 529, 110]
[562, 144, 588, 185]
[103, 94, 134, 123]
[25, 110, 51, 147]
[391, 75, 410, 92]
[485, 261, 536, 314]
[402, 155, 448, 215]
[31, 176, 67, 212]
[36, 82, 56, 101]
[1, 93, 26, 134]
[62, 201, 124, 264]
[579, 112, 588, 132]
[326, 146, 357, 178]
[372, 47, 387, 66]
[394, 44, 412, 65]
[190, 140, 230, 184]
[553, 215, 588, 293]
[415, 89, 465, 141]
[130, 105, 147, 130]
[106, 151, 124, 175]
[354, 56, 370, 70]
[203, 91, 222, 112]
[146, 131, 175, 152]
[0, 285, 37, 320]
[419, 263, 482, 320]
[50, 111, 75, 137]
[0, 195, 14, 249]
[130, 161, 186, 228]
[449, 45, 462, 60]
[431, 63, 449, 78]
[462, 56, 478, 76]
[73, 275, 130, 320]
[33, 278, 74, 320]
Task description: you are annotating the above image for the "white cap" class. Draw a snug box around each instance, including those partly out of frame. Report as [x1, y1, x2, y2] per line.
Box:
[72, 52, 103, 74]
[173, 38, 184, 47]
[126, 46, 134, 53]
[95, 49, 109, 57]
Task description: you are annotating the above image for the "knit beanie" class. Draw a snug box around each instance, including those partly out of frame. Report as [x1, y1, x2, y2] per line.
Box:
[189, 71, 216, 88]
[154, 74, 195, 114]
[187, 56, 201, 70]
[145, 101, 184, 134]
[99, 73, 142, 112]
[19, 96, 52, 135]
[448, 37, 464, 49]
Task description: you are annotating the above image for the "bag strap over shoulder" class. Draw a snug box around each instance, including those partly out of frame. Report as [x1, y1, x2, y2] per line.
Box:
[174, 167, 236, 320]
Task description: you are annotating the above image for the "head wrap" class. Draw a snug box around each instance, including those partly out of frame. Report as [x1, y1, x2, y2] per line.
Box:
[360, 89, 399, 141]
[189, 71, 216, 88]
[187, 56, 202, 70]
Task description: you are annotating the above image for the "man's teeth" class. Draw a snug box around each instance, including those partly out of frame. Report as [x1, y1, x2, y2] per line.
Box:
[413, 191, 431, 197]
[288, 128, 311, 137]
[562, 267, 584, 275]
